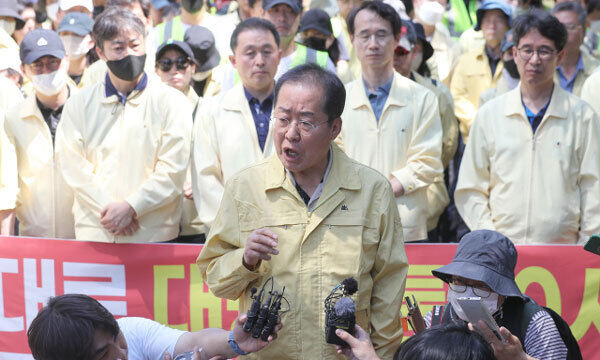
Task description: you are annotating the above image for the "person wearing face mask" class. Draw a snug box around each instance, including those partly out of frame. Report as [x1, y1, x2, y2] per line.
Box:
[0, 28, 76, 238]
[153, 0, 235, 59]
[425, 230, 569, 360]
[393, 20, 458, 243]
[55, 7, 192, 243]
[57, 12, 94, 87]
[450, 0, 511, 143]
[479, 29, 519, 106]
[415, 0, 461, 86]
[299, 8, 341, 66]
[184, 25, 222, 97]
[0, 0, 23, 60]
[582, 0, 600, 60]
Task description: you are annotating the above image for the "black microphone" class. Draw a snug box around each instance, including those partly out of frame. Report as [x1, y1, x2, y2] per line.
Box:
[243, 287, 261, 333]
[325, 278, 358, 347]
[252, 292, 273, 338]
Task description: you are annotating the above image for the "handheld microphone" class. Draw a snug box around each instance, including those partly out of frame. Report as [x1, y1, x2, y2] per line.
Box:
[243, 287, 261, 333]
[324, 277, 358, 347]
[260, 288, 284, 341]
[252, 292, 273, 338]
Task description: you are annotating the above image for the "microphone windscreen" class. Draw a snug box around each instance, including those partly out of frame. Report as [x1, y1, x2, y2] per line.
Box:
[334, 297, 355, 317]
[342, 278, 358, 295]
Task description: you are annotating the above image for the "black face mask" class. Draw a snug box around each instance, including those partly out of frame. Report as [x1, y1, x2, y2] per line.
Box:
[106, 54, 147, 81]
[304, 37, 328, 52]
[503, 58, 520, 79]
[182, 0, 204, 13]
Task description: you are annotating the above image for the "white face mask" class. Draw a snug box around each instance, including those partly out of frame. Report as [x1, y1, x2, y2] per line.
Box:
[0, 19, 16, 36]
[447, 287, 500, 321]
[410, 51, 423, 71]
[416, 1, 445, 26]
[60, 34, 91, 59]
[590, 20, 600, 34]
[46, 3, 59, 22]
[31, 69, 68, 96]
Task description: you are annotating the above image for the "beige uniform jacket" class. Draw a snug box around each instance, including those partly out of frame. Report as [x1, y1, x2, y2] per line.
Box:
[197, 145, 408, 359]
[455, 85, 600, 244]
[478, 72, 513, 106]
[451, 45, 504, 143]
[337, 72, 443, 241]
[192, 83, 275, 230]
[581, 69, 600, 114]
[554, 51, 600, 97]
[427, 24, 461, 87]
[412, 71, 458, 231]
[1, 87, 78, 238]
[55, 75, 192, 242]
[79, 53, 156, 89]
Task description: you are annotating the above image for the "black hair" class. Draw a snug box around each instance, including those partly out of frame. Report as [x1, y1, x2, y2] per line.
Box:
[512, 9, 568, 52]
[230, 17, 280, 51]
[394, 323, 496, 360]
[274, 63, 345, 123]
[401, 0, 413, 16]
[587, 0, 600, 13]
[93, 7, 146, 50]
[28, 294, 120, 360]
[106, 0, 152, 18]
[347, 0, 402, 37]
[552, 1, 587, 26]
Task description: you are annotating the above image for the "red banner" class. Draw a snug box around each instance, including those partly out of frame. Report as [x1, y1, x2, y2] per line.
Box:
[0, 237, 598, 359]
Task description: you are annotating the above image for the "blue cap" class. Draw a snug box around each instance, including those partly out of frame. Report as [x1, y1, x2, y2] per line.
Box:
[152, 0, 170, 10]
[501, 29, 514, 53]
[58, 11, 93, 36]
[20, 29, 65, 64]
[474, 0, 512, 31]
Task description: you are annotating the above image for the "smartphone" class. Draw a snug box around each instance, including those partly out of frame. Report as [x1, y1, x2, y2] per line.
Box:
[455, 297, 506, 343]
[584, 235, 600, 256]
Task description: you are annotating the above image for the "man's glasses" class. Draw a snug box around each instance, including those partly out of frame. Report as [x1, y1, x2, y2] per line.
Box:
[157, 57, 191, 72]
[517, 46, 557, 61]
[29, 58, 61, 74]
[395, 46, 410, 56]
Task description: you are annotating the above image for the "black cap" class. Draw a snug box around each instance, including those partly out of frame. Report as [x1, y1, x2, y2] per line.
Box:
[299, 8, 332, 36]
[58, 11, 93, 36]
[184, 26, 220, 72]
[20, 28, 65, 64]
[262, 0, 301, 14]
[412, 22, 434, 61]
[0, 0, 25, 29]
[156, 39, 196, 64]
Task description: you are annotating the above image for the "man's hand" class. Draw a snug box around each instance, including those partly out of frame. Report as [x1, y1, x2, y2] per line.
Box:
[183, 181, 193, 200]
[115, 218, 140, 236]
[100, 201, 137, 235]
[243, 228, 278, 270]
[232, 313, 281, 354]
[389, 176, 405, 197]
[469, 321, 536, 360]
[334, 325, 381, 360]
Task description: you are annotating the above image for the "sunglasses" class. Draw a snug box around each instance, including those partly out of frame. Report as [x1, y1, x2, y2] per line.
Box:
[395, 46, 410, 56]
[157, 57, 191, 72]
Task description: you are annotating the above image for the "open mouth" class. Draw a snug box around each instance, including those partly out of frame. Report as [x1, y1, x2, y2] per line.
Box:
[284, 148, 300, 159]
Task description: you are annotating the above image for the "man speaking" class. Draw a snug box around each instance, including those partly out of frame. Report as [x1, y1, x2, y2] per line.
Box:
[197, 64, 408, 359]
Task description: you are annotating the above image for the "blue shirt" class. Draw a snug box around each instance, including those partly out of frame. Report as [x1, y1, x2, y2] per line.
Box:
[364, 76, 393, 122]
[243, 87, 273, 151]
[523, 99, 551, 133]
[556, 55, 584, 93]
[104, 72, 148, 105]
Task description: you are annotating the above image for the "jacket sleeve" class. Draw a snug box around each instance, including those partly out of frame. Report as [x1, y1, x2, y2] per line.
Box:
[196, 182, 263, 300]
[55, 99, 113, 215]
[125, 93, 192, 217]
[450, 58, 477, 142]
[391, 89, 443, 195]
[454, 108, 496, 231]
[191, 100, 225, 229]
[371, 182, 409, 359]
[577, 105, 600, 243]
[438, 85, 459, 169]
[0, 113, 18, 210]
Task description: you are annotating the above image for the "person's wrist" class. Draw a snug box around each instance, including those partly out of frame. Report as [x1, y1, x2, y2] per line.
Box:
[228, 330, 249, 355]
[242, 256, 260, 271]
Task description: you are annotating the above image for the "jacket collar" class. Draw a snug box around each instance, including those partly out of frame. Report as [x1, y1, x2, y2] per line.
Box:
[223, 83, 255, 111]
[264, 143, 361, 193]
[504, 83, 569, 120]
[581, 51, 599, 76]
[19, 81, 77, 122]
[101, 71, 148, 105]
[349, 71, 408, 110]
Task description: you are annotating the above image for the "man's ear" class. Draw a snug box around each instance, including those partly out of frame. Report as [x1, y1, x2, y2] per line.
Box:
[330, 116, 342, 140]
[229, 54, 236, 68]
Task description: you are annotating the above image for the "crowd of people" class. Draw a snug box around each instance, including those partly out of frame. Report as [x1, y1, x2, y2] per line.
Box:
[0, 0, 596, 358]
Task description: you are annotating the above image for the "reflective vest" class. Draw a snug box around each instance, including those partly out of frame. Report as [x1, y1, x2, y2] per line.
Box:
[156, 15, 185, 45]
[443, 0, 478, 38]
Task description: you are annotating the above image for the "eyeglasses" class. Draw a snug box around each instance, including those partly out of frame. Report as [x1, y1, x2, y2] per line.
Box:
[356, 30, 392, 44]
[395, 46, 409, 56]
[517, 46, 557, 61]
[271, 116, 329, 135]
[449, 280, 493, 298]
[562, 23, 581, 32]
[157, 57, 191, 72]
[29, 58, 61, 74]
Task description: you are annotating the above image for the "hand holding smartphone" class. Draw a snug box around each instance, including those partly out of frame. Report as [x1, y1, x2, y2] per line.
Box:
[455, 297, 507, 343]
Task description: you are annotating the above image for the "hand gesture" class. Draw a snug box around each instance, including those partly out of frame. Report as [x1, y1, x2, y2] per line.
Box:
[334, 325, 381, 360]
[233, 313, 281, 354]
[183, 181, 194, 200]
[468, 321, 531, 360]
[100, 201, 137, 235]
[243, 228, 278, 270]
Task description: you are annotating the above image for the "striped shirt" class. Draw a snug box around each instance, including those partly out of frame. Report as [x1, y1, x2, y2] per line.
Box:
[424, 307, 568, 359]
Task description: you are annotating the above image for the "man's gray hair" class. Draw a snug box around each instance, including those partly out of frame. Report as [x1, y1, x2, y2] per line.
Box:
[93, 7, 146, 50]
[552, 1, 587, 27]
